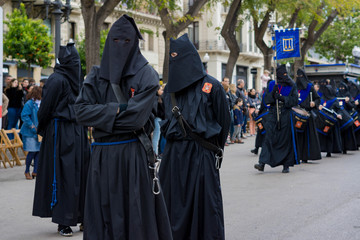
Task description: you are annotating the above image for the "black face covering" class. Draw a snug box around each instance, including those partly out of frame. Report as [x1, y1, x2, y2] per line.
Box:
[100, 15, 148, 84]
[322, 85, 336, 101]
[348, 81, 360, 98]
[167, 33, 206, 93]
[296, 68, 309, 90]
[276, 65, 294, 86]
[338, 81, 351, 97]
[55, 43, 82, 96]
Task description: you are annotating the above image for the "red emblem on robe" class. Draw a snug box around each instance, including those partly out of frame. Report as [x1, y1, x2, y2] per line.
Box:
[202, 82, 212, 93]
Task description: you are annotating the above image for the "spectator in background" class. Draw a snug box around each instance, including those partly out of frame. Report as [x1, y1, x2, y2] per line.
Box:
[242, 89, 249, 138]
[20, 86, 42, 180]
[4, 74, 13, 89]
[232, 98, 244, 144]
[40, 78, 47, 88]
[2, 93, 9, 129]
[152, 84, 166, 156]
[5, 78, 24, 138]
[229, 84, 237, 142]
[236, 79, 248, 138]
[261, 70, 271, 90]
[222, 82, 231, 146]
[222, 77, 230, 88]
[248, 88, 257, 136]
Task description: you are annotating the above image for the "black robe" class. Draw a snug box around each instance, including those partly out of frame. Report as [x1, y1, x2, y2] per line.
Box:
[259, 80, 298, 167]
[74, 65, 172, 240]
[32, 73, 90, 226]
[159, 75, 230, 240]
[255, 93, 269, 149]
[295, 83, 322, 161]
[318, 98, 342, 154]
[337, 98, 358, 151]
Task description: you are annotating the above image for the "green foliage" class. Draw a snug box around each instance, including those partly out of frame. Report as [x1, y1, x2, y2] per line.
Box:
[4, 3, 53, 70]
[77, 29, 109, 74]
[314, 13, 360, 63]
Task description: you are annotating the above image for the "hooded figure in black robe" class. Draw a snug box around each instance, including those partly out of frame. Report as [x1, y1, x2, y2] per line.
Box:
[254, 65, 298, 173]
[159, 34, 230, 240]
[347, 80, 360, 145]
[74, 15, 172, 240]
[337, 81, 358, 152]
[318, 85, 343, 156]
[294, 69, 322, 162]
[32, 43, 90, 235]
[251, 81, 271, 154]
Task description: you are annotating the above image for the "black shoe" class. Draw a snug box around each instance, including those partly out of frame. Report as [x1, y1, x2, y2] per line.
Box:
[58, 225, 73, 237]
[254, 163, 265, 172]
[282, 167, 290, 173]
[343, 150, 347, 154]
[79, 223, 84, 232]
[251, 148, 258, 155]
[326, 152, 331, 157]
[302, 160, 308, 163]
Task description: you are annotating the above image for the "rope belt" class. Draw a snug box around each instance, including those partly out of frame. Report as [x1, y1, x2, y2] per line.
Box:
[51, 118, 68, 210]
[91, 139, 138, 152]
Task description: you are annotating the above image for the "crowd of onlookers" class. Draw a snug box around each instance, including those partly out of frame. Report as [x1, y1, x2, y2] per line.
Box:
[2, 74, 46, 179]
[221, 77, 263, 146]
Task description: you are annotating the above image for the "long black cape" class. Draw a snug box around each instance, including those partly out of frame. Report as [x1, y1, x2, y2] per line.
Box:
[259, 81, 298, 167]
[32, 71, 90, 226]
[74, 65, 172, 240]
[159, 75, 230, 240]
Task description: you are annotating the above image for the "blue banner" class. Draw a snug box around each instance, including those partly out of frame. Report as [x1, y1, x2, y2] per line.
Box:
[275, 28, 301, 60]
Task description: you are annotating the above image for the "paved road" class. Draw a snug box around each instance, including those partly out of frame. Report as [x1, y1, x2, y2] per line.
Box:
[1, 136, 360, 240]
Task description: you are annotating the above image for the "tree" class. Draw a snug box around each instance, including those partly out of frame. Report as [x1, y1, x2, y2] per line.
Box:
[77, 29, 109, 75]
[314, 13, 360, 63]
[80, 0, 132, 74]
[154, 0, 209, 81]
[4, 3, 53, 76]
[280, 0, 360, 74]
[220, 0, 242, 79]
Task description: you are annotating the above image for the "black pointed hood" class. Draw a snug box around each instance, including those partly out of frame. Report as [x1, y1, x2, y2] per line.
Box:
[167, 33, 206, 93]
[296, 68, 309, 90]
[54, 43, 83, 96]
[347, 81, 360, 98]
[100, 14, 148, 84]
[276, 65, 294, 86]
[337, 81, 351, 98]
[322, 85, 337, 101]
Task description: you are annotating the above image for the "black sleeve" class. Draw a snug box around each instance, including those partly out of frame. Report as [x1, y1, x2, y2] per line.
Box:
[113, 74, 158, 131]
[74, 81, 119, 132]
[211, 82, 231, 149]
[283, 85, 298, 109]
[37, 76, 63, 136]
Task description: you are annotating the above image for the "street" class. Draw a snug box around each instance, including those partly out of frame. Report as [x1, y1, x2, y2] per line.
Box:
[1, 136, 360, 240]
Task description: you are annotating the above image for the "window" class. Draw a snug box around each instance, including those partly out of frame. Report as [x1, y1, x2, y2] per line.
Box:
[43, 19, 51, 36]
[236, 26, 242, 51]
[69, 22, 76, 41]
[188, 22, 199, 49]
[148, 34, 154, 51]
[188, 0, 194, 7]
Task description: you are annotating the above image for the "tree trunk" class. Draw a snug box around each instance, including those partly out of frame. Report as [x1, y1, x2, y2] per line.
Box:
[81, 5, 101, 74]
[220, 0, 242, 80]
[162, 31, 171, 82]
[263, 48, 273, 74]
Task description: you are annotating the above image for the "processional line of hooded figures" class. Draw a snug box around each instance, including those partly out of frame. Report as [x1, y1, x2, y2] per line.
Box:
[21, 14, 360, 240]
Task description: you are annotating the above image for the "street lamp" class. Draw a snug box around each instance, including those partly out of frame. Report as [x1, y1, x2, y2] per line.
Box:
[44, 0, 72, 60]
[352, 46, 360, 65]
[203, 53, 210, 71]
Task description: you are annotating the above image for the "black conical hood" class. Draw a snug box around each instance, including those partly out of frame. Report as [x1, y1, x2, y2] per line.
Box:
[167, 33, 206, 93]
[55, 43, 82, 96]
[276, 65, 294, 86]
[100, 14, 147, 84]
[296, 68, 309, 90]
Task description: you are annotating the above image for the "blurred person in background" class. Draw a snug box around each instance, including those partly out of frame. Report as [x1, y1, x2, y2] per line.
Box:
[5, 78, 24, 138]
[20, 86, 42, 180]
